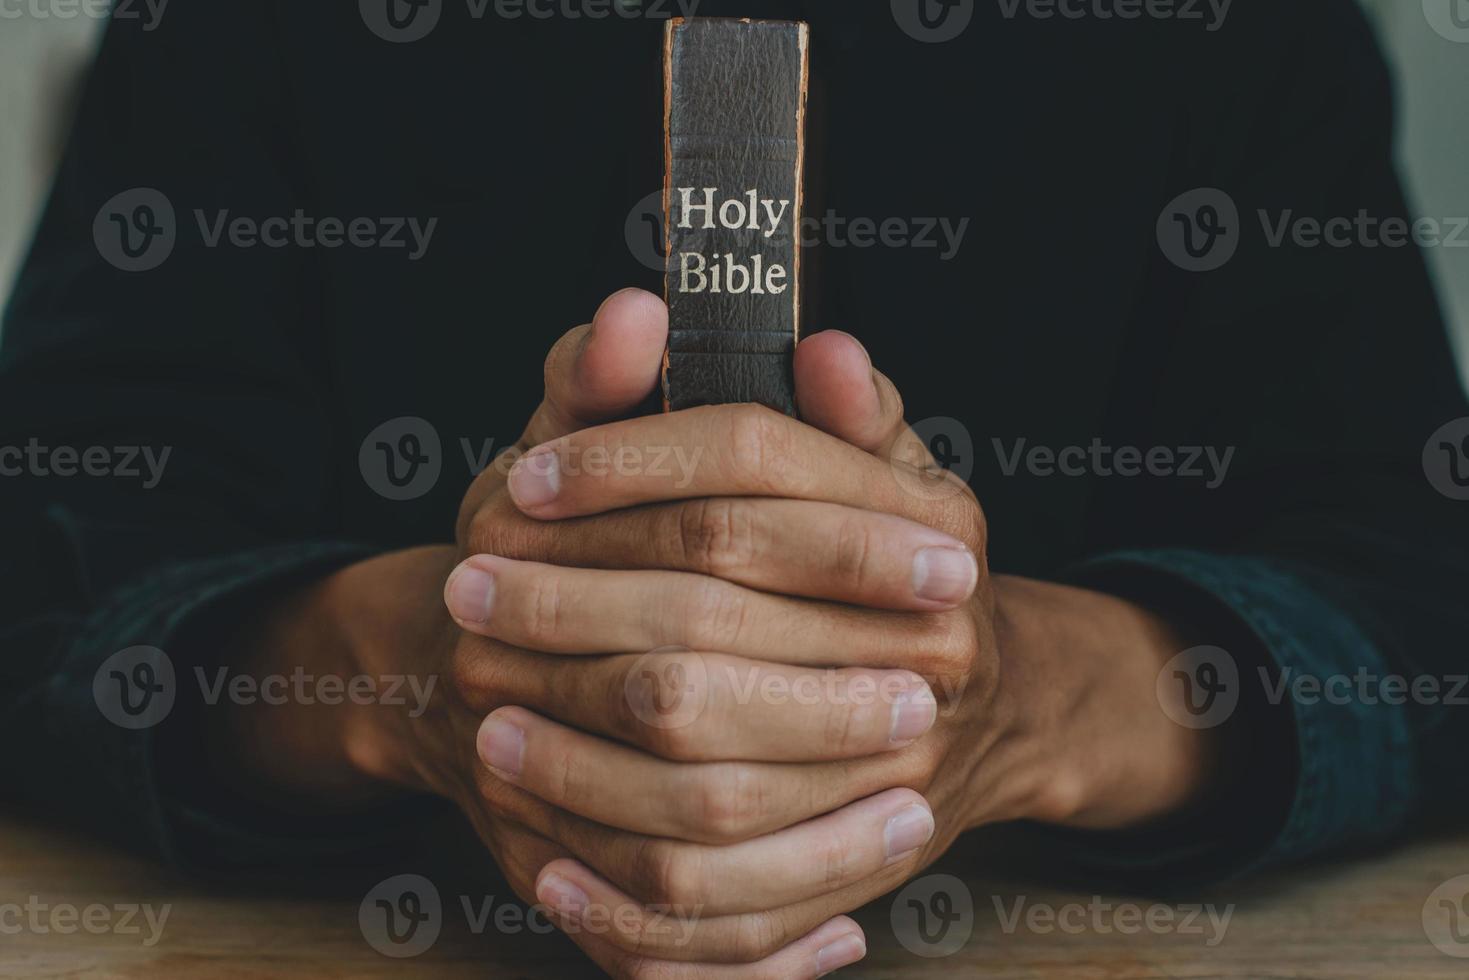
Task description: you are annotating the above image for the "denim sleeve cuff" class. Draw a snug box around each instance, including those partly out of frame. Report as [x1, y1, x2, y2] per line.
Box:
[44, 539, 441, 871]
[1024, 548, 1417, 892]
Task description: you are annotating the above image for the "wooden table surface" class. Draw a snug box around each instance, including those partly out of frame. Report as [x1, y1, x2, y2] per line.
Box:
[3, 810, 1467, 978]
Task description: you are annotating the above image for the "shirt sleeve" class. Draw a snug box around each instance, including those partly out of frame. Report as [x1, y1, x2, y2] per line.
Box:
[1025, 0, 1469, 888]
[0, 5, 434, 868]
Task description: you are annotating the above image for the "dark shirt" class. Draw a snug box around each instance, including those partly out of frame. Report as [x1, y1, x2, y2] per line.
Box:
[2, 0, 1466, 888]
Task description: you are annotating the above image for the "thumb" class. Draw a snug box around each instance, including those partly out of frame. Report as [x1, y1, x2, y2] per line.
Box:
[519, 287, 668, 449]
[794, 329, 936, 471]
[457, 288, 666, 541]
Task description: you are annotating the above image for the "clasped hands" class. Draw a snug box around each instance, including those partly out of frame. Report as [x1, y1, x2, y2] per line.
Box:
[340, 289, 1215, 978]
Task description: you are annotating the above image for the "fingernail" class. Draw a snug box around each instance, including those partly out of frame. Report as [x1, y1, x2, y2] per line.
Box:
[816, 932, 866, 975]
[537, 873, 589, 919]
[883, 804, 935, 861]
[509, 449, 560, 508]
[911, 546, 978, 604]
[445, 563, 496, 624]
[477, 714, 525, 777]
[889, 680, 937, 745]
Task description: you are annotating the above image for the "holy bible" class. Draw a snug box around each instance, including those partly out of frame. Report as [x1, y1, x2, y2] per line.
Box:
[662, 17, 809, 415]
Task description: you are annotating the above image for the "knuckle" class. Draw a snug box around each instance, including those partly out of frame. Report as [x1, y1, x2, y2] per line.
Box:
[820, 683, 867, 756]
[726, 406, 796, 492]
[685, 578, 749, 653]
[622, 960, 672, 980]
[729, 910, 788, 963]
[819, 833, 857, 889]
[908, 614, 974, 677]
[544, 742, 588, 810]
[678, 498, 760, 576]
[638, 840, 705, 909]
[464, 493, 514, 555]
[829, 517, 879, 594]
[623, 653, 710, 760]
[939, 494, 987, 553]
[522, 574, 566, 645]
[447, 640, 500, 708]
[689, 764, 763, 843]
[645, 709, 701, 761]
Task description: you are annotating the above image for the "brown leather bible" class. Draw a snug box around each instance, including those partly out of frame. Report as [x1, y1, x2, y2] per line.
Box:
[662, 17, 809, 416]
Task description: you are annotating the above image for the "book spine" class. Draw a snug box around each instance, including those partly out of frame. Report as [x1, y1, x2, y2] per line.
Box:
[662, 17, 808, 415]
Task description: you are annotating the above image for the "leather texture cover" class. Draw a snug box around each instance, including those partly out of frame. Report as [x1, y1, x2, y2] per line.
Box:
[663, 17, 808, 415]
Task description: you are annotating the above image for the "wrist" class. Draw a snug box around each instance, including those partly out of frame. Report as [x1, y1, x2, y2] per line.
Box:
[323, 545, 461, 795]
[214, 545, 458, 810]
